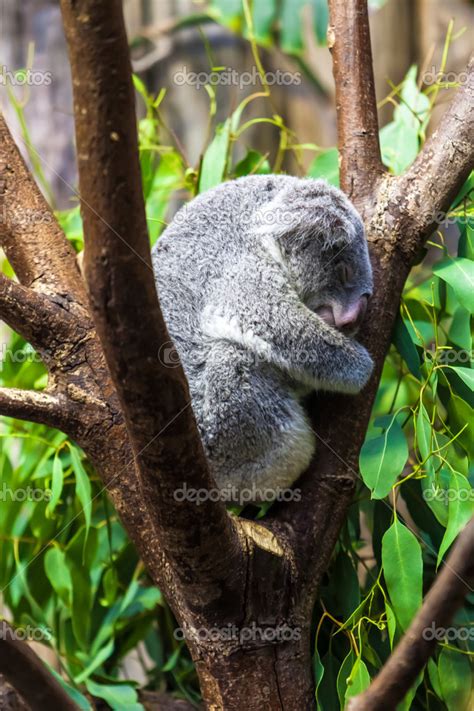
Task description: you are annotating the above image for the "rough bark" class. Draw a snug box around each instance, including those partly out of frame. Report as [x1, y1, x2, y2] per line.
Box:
[0, 0, 472, 709]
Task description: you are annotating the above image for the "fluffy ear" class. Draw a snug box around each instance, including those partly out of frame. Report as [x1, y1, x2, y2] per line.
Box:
[251, 178, 363, 252]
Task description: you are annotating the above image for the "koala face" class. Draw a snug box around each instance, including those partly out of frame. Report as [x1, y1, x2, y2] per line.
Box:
[273, 181, 373, 336]
[300, 233, 373, 337]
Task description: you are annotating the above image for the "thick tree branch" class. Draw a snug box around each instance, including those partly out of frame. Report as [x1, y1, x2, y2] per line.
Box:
[0, 114, 86, 306]
[59, 0, 243, 601]
[394, 56, 474, 258]
[0, 620, 79, 711]
[327, 0, 384, 210]
[347, 517, 474, 711]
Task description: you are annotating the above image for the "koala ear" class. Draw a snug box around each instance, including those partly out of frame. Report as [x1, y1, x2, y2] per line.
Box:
[251, 178, 361, 253]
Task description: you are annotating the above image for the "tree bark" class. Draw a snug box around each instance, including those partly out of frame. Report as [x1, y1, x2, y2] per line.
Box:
[0, 1, 472, 709]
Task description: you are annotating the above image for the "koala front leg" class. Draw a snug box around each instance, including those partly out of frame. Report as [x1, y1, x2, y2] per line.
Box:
[204, 258, 373, 395]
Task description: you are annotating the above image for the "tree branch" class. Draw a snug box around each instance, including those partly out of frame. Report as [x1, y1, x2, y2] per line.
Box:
[327, 0, 384, 210]
[0, 387, 71, 429]
[394, 56, 474, 259]
[0, 273, 82, 364]
[347, 517, 474, 711]
[59, 0, 243, 599]
[0, 114, 86, 306]
[0, 620, 79, 711]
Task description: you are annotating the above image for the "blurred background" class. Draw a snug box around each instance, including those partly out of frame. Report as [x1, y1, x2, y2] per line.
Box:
[1, 0, 472, 208]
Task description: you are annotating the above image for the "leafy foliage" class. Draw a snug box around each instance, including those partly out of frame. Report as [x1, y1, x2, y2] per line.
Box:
[1, 17, 472, 711]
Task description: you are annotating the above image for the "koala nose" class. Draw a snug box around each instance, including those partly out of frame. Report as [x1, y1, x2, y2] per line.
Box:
[335, 295, 369, 332]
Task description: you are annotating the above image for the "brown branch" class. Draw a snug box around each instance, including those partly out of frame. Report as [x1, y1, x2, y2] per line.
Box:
[0, 387, 70, 429]
[59, 0, 243, 598]
[0, 273, 82, 363]
[0, 620, 79, 711]
[394, 56, 474, 259]
[0, 114, 86, 306]
[327, 0, 384, 210]
[347, 517, 474, 711]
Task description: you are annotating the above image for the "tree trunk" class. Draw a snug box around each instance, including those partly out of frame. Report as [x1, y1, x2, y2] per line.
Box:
[195, 637, 314, 710]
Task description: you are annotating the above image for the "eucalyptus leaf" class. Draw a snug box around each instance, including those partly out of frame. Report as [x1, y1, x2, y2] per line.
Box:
[382, 520, 423, 631]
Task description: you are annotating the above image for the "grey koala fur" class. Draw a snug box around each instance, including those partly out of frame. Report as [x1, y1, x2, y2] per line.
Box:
[152, 175, 374, 502]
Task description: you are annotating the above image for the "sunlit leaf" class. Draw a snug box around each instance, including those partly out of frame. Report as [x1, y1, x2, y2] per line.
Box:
[437, 472, 474, 566]
[360, 416, 409, 499]
[438, 647, 472, 711]
[382, 520, 423, 631]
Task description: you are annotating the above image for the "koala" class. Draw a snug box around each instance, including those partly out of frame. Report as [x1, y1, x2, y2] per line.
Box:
[151, 175, 373, 503]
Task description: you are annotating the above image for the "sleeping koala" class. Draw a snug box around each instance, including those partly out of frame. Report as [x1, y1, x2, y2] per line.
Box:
[152, 176, 373, 503]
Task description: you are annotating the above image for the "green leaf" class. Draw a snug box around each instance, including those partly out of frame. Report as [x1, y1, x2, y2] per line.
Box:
[211, 0, 242, 27]
[360, 416, 409, 499]
[434, 258, 474, 313]
[344, 658, 371, 703]
[318, 652, 339, 711]
[421, 468, 450, 528]
[380, 120, 419, 175]
[336, 650, 356, 707]
[48, 669, 92, 710]
[252, 0, 277, 44]
[446, 395, 474, 459]
[446, 366, 474, 392]
[234, 150, 271, 177]
[437, 472, 474, 566]
[198, 119, 231, 193]
[449, 307, 472, 351]
[45, 451, 64, 517]
[69, 445, 92, 545]
[428, 659, 442, 698]
[280, 0, 306, 52]
[438, 647, 472, 711]
[382, 520, 423, 631]
[85, 680, 144, 711]
[385, 601, 397, 649]
[416, 402, 435, 475]
[313, 647, 325, 703]
[392, 315, 422, 378]
[307, 148, 339, 186]
[312, 0, 329, 45]
[66, 527, 98, 651]
[102, 567, 119, 605]
[74, 639, 115, 684]
[44, 547, 72, 606]
[396, 673, 423, 711]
